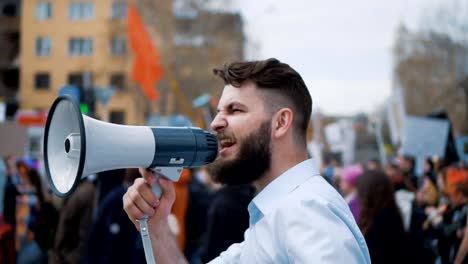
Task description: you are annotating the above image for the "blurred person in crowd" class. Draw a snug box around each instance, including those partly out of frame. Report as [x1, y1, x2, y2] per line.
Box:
[415, 161, 439, 210]
[0, 214, 15, 264]
[437, 168, 449, 198]
[3, 155, 19, 228]
[385, 164, 415, 231]
[446, 162, 468, 193]
[365, 158, 381, 172]
[425, 175, 468, 264]
[424, 158, 437, 185]
[27, 168, 58, 263]
[356, 170, 407, 263]
[0, 156, 15, 264]
[51, 176, 97, 264]
[398, 155, 418, 189]
[194, 167, 222, 192]
[339, 165, 364, 221]
[415, 158, 439, 208]
[321, 156, 336, 185]
[385, 163, 435, 262]
[123, 58, 370, 263]
[184, 167, 216, 263]
[420, 168, 453, 264]
[15, 161, 45, 263]
[454, 183, 468, 263]
[200, 181, 254, 262]
[439, 182, 468, 264]
[87, 169, 145, 264]
[416, 176, 439, 208]
[385, 164, 415, 192]
[424, 169, 450, 229]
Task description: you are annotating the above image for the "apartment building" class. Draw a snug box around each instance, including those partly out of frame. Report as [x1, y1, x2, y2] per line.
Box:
[20, 0, 174, 125]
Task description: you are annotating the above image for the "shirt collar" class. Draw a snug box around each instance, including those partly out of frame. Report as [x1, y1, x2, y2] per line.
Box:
[251, 159, 320, 216]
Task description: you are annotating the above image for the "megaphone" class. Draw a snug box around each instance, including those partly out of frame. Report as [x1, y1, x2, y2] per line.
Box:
[43, 95, 218, 197]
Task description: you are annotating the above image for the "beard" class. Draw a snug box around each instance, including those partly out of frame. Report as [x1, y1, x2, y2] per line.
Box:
[206, 120, 272, 186]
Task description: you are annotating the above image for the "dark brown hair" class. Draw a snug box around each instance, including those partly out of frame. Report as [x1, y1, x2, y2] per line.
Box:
[213, 58, 312, 144]
[357, 170, 402, 234]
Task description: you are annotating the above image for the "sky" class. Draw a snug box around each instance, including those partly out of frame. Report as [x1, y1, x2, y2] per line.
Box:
[230, 0, 444, 116]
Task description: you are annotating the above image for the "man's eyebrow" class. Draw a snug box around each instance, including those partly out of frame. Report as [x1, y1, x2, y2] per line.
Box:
[217, 101, 246, 112]
[228, 101, 245, 108]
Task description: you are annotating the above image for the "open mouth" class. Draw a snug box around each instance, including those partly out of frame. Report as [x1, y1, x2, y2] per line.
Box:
[219, 138, 236, 153]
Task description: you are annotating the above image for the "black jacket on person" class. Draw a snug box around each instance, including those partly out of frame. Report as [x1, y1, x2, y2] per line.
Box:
[201, 185, 255, 263]
[365, 207, 409, 264]
[184, 177, 214, 262]
[87, 185, 145, 264]
[3, 177, 18, 228]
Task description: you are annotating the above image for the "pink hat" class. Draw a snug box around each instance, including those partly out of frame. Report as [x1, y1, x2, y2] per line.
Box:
[341, 165, 363, 186]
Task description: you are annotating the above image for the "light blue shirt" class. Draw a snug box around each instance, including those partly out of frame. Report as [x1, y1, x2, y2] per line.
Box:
[208, 159, 371, 264]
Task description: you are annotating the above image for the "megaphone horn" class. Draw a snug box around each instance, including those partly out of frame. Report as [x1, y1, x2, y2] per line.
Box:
[44, 95, 218, 197]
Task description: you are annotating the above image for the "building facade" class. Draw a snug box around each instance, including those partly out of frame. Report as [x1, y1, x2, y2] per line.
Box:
[20, 0, 173, 125]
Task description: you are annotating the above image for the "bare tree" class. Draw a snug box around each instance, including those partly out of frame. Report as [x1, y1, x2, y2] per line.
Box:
[393, 1, 468, 135]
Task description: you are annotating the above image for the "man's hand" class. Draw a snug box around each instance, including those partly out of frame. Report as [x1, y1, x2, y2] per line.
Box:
[123, 168, 176, 233]
[123, 169, 188, 264]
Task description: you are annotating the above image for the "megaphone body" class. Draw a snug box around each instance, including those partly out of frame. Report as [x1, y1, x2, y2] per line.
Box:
[44, 96, 218, 197]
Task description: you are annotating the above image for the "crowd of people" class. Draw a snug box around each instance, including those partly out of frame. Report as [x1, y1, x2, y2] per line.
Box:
[323, 155, 468, 264]
[2, 152, 467, 264]
[0, 154, 255, 264]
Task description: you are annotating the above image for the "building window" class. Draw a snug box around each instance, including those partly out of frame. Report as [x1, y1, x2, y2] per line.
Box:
[111, 2, 127, 19]
[3, 3, 18, 16]
[69, 2, 94, 21]
[173, 0, 198, 19]
[35, 37, 51, 56]
[69, 38, 93, 56]
[110, 73, 125, 90]
[68, 72, 93, 87]
[36, 2, 52, 20]
[111, 37, 126, 56]
[174, 34, 204, 47]
[34, 73, 50, 90]
[110, 110, 125, 124]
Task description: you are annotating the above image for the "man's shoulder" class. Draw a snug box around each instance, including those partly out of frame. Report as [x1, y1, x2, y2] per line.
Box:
[284, 175, 346, 206]
[272, 175, 354, 225]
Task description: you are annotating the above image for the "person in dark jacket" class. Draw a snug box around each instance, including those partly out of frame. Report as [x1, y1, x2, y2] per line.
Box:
[3, 156, 19, 228]
[357, 170, 408, 264]
[87, 169, 144, 264]
[200, 184, 255, 263]
[184, 169, 214, 263]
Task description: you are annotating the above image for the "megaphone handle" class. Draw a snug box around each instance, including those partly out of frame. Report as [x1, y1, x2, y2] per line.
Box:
[139, 172, 164, 264]
[151, 174, 162, 198]
[139, 218, 156, 264]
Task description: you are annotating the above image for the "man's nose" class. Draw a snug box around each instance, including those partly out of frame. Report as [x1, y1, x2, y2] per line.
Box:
[210, 113, 227, 132]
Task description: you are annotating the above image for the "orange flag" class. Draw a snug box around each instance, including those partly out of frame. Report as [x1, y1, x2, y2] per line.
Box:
[127, 3, 163, 101]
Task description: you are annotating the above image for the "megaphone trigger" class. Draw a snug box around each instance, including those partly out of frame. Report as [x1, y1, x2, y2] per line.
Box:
[147, 167, 183, 198]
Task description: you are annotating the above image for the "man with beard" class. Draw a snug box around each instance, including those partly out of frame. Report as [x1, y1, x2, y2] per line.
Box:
[123, 58, 371, 263]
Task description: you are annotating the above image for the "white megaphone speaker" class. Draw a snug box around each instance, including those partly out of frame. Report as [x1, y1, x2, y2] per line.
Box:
[43, 95, 218, 197]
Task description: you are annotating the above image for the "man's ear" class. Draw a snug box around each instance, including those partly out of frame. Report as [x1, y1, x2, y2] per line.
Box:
[272, 108, 294, 139]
